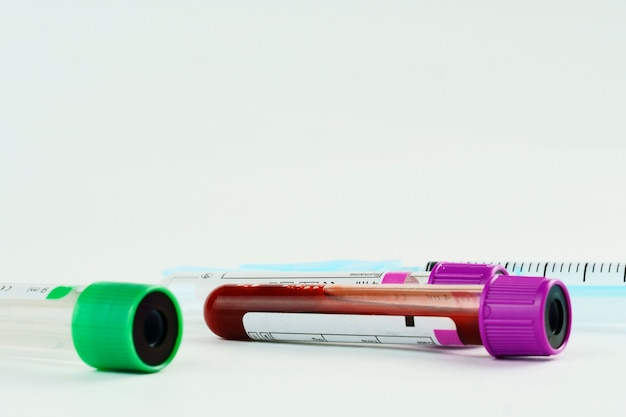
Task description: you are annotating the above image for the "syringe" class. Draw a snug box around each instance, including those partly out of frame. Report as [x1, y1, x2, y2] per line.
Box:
[0, 282, 182, 372]
[161, 263, 506, 331]
[202, 266, 570, 357]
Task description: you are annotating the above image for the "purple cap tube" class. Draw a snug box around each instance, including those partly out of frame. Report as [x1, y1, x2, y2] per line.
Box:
[204, 264, 572, 357]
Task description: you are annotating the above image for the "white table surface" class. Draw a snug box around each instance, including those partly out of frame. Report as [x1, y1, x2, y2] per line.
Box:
[1, 324, 622, 417]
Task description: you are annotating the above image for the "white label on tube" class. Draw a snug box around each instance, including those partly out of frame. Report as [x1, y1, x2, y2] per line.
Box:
[0, 284, 57, 299]
[242, 313, 459, 346]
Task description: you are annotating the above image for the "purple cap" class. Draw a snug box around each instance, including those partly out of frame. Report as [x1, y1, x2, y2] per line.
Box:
[478, 275, 571, 357]
[427, 262, 508, 285]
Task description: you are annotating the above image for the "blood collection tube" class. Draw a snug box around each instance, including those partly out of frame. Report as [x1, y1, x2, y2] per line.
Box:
[162, 263, 506, 331]
[0, 281, 182, 372]
[204, 268, 571, 357]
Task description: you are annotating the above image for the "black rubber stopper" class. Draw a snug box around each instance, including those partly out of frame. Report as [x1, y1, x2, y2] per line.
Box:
[133, 291, 180, 366]
[544, 284, 569, 349]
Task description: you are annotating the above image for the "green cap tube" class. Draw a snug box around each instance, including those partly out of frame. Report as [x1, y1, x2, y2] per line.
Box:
[71, 282, 182, 373]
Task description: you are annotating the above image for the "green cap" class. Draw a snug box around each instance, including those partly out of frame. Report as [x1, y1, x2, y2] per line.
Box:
[71, 282, 182, 373]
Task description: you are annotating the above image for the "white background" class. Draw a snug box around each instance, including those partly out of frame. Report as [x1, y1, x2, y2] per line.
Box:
[1, 1, 625, 416]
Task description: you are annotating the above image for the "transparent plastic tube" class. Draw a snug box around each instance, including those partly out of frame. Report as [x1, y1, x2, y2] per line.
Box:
[0, 282, 182, 372]
[204, 273, 572, 357]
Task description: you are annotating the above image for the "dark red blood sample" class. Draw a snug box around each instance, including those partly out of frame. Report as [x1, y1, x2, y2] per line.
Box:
[204, 284, 483, 345]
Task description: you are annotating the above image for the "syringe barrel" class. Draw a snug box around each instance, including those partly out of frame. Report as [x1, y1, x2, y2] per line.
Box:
[0, 282, 183, 372]
[204, 274, 571, 357]
[162, 270, 422, 301]
[162, 263, 508, 305]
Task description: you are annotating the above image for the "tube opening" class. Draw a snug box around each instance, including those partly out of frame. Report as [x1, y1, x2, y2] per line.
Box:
[133, 291, 180, 366]
[144, 309, 167, 348]
[548, 298, 564, 336]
